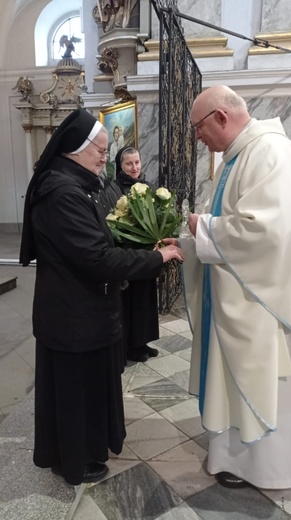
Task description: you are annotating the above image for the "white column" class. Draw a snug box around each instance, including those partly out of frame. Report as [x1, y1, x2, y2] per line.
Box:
[221, 0, 263, 69]
[82, 0, 100, 90]
[22, 125, 33, 181]
[43, 126, 53, 143]
[138, 0, 151, 45]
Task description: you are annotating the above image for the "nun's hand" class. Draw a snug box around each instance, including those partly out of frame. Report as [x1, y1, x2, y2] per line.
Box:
[162, 238, 179, 247]
[158, 245, 184, 263]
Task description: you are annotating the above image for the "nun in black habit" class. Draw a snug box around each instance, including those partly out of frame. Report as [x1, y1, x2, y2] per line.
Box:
[20, 109, 184, 485]
[104, 146, 160, 363]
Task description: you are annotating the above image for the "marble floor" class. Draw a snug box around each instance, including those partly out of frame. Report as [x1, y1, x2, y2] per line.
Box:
[0, 231, 35, 424]
[71, 311, 291, 520]
[1, 231, 291, 520]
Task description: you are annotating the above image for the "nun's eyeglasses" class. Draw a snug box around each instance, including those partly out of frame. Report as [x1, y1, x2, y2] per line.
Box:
[87, 139, 109, 157]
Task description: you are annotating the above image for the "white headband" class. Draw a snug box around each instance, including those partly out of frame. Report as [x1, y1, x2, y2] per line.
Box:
[70, 121, 103, 154]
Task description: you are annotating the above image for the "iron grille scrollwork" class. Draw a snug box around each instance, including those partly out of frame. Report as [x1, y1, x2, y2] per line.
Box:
[151, 0, 202, 313]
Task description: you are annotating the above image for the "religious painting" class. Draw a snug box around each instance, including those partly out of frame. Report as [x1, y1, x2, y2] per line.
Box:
[99, 100, 138, 178]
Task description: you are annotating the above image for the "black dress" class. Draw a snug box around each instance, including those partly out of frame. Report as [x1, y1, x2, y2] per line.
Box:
[104, 169, 160, 361]
[26, 156, 163, 485]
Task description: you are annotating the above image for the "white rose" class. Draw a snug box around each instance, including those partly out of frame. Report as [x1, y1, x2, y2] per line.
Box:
[115, 195, 128, 217]
[130, 183, 149, 198]
[156, 187, 171, 200]
[106, 213, 118, 221]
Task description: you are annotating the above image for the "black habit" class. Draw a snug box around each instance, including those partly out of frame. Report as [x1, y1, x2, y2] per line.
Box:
[20, 111, 163, 485]
[103, 147, 160, 359]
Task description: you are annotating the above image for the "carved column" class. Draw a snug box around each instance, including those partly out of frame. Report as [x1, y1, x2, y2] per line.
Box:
[94, 1, 140, 93]
[22, 125, 33, 181]
[14, 58, 84, 184]
[43, 126, 54, 143]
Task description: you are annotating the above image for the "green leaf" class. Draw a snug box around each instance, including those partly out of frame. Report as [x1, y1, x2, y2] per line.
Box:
[159, 193, 176, 236]
[110, 228, 156, 244]
[145, 189, 159, 236]
[128, 196, 156, 237]
[112, 220, 156, 239]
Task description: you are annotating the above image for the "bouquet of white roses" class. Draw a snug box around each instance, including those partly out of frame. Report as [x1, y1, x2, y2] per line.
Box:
[106, 182, 181, 248]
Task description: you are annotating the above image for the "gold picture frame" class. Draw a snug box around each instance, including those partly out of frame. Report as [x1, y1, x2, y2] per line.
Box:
[99, 100, 138, 178]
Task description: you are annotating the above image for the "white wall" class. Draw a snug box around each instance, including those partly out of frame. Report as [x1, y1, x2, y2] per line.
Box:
[0, 0, 291, 228]
[0, 0, 82, 229]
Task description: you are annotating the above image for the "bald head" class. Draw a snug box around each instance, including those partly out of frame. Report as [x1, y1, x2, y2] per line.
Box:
[191, 86, 251, 152]
[193, 85, 247, 113]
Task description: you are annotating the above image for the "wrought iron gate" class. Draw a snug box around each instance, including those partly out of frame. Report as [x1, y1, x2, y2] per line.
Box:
[150, 0, 202, 313]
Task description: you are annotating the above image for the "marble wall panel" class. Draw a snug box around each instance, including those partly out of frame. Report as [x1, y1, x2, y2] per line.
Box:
[261, 0, 291, 32]
[137, 103, 160, 186]
[151, 0, 222, 40]
[138, 94, 291, 214]
[137, 102, 211, 210]
[247, 95, 291, 138]
[177, 0, 222, 38]
[195, 143, 213, 213]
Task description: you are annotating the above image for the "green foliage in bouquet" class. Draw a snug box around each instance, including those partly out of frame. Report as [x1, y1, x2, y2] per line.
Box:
[106, 183, 181, 248]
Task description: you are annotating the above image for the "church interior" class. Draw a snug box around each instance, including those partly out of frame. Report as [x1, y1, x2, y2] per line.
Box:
[0, 0, 291, 518]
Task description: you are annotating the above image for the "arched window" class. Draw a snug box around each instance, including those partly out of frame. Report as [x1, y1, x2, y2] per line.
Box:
[52, 16, 85, 61]
[34, 0, 85, 66]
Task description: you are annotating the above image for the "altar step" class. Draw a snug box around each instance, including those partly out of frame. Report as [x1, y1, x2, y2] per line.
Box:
[0, 275, 17, 295]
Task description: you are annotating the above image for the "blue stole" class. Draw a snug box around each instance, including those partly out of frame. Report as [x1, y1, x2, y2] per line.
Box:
[199, 155, 238, 415]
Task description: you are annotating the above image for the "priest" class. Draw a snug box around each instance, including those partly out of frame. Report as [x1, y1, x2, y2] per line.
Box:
[165, 85, 291, 489]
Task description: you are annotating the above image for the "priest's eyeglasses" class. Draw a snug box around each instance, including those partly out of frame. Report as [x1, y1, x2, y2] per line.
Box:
[192, 110, 216, 131]
[87, 139, 109, 157]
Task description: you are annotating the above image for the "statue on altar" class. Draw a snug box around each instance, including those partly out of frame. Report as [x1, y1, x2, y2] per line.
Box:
[12, 76, 34, 102]
[59, 35, 82, 59]
[97, 1, 137, 32]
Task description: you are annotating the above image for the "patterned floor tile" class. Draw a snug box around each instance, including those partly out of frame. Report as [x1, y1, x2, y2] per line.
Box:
[87, 463, 182, 520]
[132, 378, 191, 412]
[148, 440, 213, 500]
[159, 314, 180, 324]
[108, 443, 138, 461]
[160, 399, 205, 438]
[144, 353, 190, 378]
[168, 368, 191, 392]
[104, 456, 140, 480]
[161, 319, 190, 334]
[159, 326, 177, 338]
[155, 502, 201, 519]
[193, 432, 209, 451]
[125, 412, 189, 460]
[175, 348, 192, 362]
[186, 483, 290, 519]
[123, 363, 164, 393]
[261, 489, 291, 515]
[154, 335, 192, 354]
[72, 493, 107, 520]
[123, 395, 155, 425]
[180, 330, 193, 341]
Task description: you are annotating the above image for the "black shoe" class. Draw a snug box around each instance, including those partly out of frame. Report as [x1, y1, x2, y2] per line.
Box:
[144, 345, 159, 357]
[52, 462, 109, 484]
[83, 462, 109, 483]
[127, 349, 149, 362]
[215, 471, 249, 489]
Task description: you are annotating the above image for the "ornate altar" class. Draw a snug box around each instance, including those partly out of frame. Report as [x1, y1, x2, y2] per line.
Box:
[13, 57, 85, 180]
